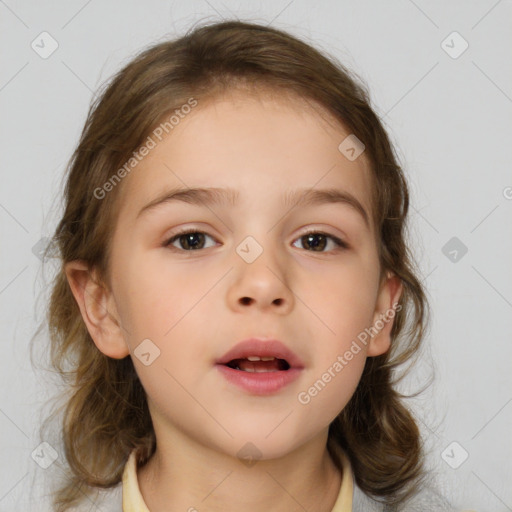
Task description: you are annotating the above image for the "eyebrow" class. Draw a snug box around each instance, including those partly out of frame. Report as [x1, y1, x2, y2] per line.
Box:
[136, 186, 370, 228]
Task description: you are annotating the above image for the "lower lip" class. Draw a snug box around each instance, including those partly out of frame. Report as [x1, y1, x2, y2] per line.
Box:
[215, 364, 302, 395]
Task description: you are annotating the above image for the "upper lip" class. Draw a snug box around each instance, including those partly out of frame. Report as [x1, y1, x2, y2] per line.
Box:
[216, 338, 305, 369]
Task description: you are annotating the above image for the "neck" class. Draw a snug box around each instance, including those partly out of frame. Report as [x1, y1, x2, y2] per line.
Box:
[137, 433, 343, 512]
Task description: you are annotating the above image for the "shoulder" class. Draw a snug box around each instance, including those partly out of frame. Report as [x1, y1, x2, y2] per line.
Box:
[66, 483, 123, 512]
[352, 481, 470, 512]
[395, 485, 458, 511]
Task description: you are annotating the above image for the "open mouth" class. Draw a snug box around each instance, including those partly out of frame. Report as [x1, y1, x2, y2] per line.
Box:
[216, 341, 303, 394]
[224, 356, 291, 373]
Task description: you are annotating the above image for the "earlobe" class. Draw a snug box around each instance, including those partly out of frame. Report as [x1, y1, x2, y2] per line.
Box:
[64, 260, 130, 359]
[366, 272, 403, 357]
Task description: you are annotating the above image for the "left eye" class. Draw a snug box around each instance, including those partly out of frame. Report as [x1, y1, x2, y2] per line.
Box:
[292, 231, 348, 252]
[164, 229, 348, 253]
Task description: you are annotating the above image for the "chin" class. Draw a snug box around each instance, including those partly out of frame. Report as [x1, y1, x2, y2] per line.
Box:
[217, 431, 310, 463]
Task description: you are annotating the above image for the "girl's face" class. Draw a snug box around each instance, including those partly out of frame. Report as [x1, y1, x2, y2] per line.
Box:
[77, 90, 401, 460]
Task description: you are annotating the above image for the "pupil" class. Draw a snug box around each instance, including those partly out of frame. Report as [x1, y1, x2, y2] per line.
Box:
[182, 233, 204, 250]
[304, 234, 325, 251]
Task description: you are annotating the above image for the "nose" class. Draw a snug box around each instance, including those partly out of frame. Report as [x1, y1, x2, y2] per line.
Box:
[226, 240, 295, 314]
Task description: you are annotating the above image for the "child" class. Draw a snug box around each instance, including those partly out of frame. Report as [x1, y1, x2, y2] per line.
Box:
[39, 19, 470, 511]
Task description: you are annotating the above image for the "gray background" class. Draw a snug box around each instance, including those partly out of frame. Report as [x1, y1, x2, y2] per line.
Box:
[1, 1, 511, 510]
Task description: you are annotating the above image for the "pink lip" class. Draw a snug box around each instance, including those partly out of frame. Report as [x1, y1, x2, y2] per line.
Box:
[215, 338, 304, 395]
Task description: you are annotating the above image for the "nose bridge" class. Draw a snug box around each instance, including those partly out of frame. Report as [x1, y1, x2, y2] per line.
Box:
[227, 229, 294, 311]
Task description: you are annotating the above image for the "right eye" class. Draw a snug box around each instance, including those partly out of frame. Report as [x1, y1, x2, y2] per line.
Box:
[164, 229, 218, 252]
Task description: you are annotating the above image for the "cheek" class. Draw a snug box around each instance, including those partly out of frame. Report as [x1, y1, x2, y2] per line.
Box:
[110, 254, 196, 361]
[296, 263, 376, 407]
[117, 254, 216, 364]
[303, 263, 378, 340]
[296, 348, 366, 425]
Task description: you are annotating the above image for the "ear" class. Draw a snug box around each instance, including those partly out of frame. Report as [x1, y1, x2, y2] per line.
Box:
[64, 260, 130, 359]
[366, 271, 403, 357]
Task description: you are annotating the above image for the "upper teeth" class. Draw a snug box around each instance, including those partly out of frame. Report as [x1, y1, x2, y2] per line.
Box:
[246, 356, 276, 361]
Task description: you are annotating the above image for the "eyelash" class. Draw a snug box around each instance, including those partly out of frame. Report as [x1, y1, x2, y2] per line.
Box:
[163, 227, 349, 253]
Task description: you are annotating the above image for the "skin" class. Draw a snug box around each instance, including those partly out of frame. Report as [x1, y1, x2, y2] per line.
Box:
[65, 88, 402, 512]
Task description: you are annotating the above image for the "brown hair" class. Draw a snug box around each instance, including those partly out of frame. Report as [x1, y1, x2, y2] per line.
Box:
[34, 19, 430, 511]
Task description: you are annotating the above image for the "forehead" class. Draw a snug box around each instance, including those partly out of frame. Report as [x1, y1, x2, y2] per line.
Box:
[118, 89, 374, 228]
